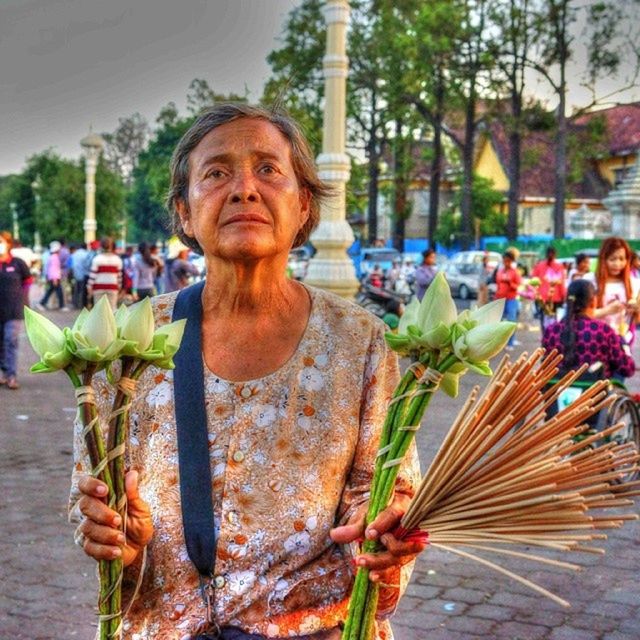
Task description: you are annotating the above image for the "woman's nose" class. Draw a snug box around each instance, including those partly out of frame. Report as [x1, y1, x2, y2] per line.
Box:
[229, 170, 260, 203]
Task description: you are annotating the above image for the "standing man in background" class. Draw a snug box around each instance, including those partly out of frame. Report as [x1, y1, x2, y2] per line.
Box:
[87, 237, 123, 310]
[0, 231, 32, 389]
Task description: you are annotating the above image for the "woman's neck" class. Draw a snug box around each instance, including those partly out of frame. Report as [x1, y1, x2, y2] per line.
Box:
[202, 256, 298, 318]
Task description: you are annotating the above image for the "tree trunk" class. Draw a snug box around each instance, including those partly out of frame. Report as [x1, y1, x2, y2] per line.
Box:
[367, 134, 379, 245]
[428, 73, 445, 250]
[460, 84, 476, 250]
[553, 1, 568, 239]
[392, 119, 407, 253]
[506, 85, 522, 241]
[366, 87, 380, 246]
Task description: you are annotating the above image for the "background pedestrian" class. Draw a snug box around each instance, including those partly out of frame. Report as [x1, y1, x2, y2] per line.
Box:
[594, 236, 640, 344]
[414, 248, 438, 301]
[37, 240, 66, 310]
[87, 236, 123, 310]
[495, 250, 521, 349]
[0, 230, 32, 389]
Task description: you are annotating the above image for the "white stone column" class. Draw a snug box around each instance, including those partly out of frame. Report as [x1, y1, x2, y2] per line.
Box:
[80, 132, 104, 245]
[304, 0, 359, 298]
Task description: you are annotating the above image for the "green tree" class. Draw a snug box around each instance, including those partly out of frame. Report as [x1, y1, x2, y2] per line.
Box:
[0, 151, 124, 246]
[128, 108, 195, 240]
[435, 174, 505, 246]
[186, 78, 247, 116]
[396, 0, 464, 248]
[490, 0, 537, 241]
[531, 0, 635, 238]
[261, 0, 325, 154]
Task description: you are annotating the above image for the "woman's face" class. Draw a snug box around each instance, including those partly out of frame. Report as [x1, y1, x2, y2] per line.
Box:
[177, 118, 310, 263]
[605, 247, 627, 277]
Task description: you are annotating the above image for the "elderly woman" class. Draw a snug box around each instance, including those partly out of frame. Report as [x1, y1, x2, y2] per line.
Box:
[71, 104, 423, 639]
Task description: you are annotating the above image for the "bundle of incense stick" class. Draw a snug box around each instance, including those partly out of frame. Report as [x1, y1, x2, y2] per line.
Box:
[401, 349, 639, 607]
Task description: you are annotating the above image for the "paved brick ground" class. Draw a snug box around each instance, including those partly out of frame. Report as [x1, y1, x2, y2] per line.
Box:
[1, 305, 638, 639]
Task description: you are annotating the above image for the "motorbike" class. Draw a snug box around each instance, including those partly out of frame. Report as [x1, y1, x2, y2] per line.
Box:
[355, 280, 413, 318]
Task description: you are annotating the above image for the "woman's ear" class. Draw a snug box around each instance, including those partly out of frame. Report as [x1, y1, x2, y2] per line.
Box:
[298, 188, 311, 226]
[176, 199, 194, 238]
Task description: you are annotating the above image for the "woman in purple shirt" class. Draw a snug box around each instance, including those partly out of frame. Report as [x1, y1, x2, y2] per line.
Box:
[542, 279, 635, 380]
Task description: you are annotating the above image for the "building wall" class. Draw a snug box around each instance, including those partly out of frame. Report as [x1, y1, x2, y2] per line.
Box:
[519, 204, 554, 236]
[597, 153, 637, 187]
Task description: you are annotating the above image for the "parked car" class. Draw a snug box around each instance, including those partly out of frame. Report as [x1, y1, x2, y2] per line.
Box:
[449, 250, 502, 270]
[288, 246, 312, 280]
[441, 261, 486, 299]
[359, 247, 402, 280]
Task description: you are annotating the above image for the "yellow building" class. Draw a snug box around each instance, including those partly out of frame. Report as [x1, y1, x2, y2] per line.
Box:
[473, 102, 640, 237]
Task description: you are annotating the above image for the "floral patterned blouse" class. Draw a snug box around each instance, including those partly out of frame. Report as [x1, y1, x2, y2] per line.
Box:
[69, 285, 420, 639]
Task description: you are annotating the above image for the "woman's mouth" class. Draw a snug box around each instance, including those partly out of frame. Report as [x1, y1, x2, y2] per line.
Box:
[223, 214, 270, 226]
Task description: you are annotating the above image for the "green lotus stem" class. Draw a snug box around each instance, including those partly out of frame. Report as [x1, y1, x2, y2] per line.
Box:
[375, 353, 457, 515]
[106, 358, 151, 638]
[342, 353, 459, 640]
[359, 585, 379, 640]
[67, 364, 120, 639]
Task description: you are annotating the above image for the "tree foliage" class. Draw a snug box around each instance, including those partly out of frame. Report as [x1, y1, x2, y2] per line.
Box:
[436, 174, 506, 247]
[0, 151, 124, 246]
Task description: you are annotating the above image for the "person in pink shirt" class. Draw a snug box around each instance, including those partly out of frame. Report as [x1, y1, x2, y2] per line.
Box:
[495, 250, 521, 349]
[37, 240, 66, 310]
[532, 246, 566, 330]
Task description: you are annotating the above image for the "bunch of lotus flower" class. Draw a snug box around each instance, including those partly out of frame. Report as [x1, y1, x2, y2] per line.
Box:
[341, 273, 516, 640]
[24, 297, 185, 640]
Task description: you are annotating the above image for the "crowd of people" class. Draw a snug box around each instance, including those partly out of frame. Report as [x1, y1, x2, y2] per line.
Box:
[28, 236, 202, 313]
[0, 232, 203, 390]
[367, 237, 639, 381]
[495, 238, 640, 359]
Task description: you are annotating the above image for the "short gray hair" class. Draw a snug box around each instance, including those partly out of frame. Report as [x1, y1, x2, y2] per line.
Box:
[166, 103, 332, 253]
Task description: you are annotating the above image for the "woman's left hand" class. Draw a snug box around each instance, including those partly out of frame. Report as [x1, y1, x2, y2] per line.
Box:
[329, 493, 428, 583]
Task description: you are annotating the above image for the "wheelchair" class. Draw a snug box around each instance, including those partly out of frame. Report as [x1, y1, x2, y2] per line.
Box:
[546, 369, 640, 483]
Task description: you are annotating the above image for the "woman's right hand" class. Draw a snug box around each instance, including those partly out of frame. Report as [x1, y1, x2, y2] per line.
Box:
[76, 470, 153, 567]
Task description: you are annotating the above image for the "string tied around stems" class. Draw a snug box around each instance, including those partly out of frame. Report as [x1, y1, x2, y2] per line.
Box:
[75, 385, 96, 405]
[388, 366, 443, 407]
[382, 425, 422, 469]
[116, 376, 138, 396]
[107, 377, 137, 426]
[94, 547, 149, 640]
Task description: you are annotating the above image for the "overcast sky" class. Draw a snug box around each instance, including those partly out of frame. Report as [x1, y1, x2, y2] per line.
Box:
[0, 0, 300, 175]
[1, 1, 638, 177]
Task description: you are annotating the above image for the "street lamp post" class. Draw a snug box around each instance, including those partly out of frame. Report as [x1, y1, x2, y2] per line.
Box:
[304, 0, 359, 298]
[10, 202, 19, 241]
[80, 131, 104, 245]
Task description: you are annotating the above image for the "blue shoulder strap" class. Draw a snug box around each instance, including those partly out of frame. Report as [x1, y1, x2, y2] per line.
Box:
[171, 280, 217, 578]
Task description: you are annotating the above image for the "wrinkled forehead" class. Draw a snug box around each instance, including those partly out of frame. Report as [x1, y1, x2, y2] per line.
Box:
[188, 118, 294, 172]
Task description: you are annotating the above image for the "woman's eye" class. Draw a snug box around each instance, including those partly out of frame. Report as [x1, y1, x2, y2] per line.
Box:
[259, 165, 276, 175]
[207, 169, 226, 179]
